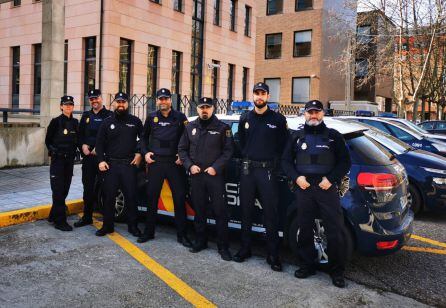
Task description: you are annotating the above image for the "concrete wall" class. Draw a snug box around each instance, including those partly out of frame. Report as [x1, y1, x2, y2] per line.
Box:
[0, 125, 46, 168]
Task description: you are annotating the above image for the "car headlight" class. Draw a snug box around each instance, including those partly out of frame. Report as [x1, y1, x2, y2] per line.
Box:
[432, 142, 446, 153]
[421, 167, 446, 175]
[433, 178, 446, 185]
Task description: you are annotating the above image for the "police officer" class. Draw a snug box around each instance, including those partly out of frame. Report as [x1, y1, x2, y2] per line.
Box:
[178, 97, 234, 261]
[95, 92, 143, 237]
[45, 95, 79, 231]
[233, 82, 288, 272]
[74, 89, 113, 227]
[137, 88, 192, 247]
[281, 100, 351, 288]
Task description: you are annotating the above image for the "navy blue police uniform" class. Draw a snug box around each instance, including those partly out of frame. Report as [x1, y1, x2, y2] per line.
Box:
[178, 97, 234, 260]
[281, 100, 351, 288]
[95, 92, 143, 237]
[45, 95, 79, 231]
[76, 89, 112, 226]
[138, 88, 191, 246]
[234, 82, 289, 271]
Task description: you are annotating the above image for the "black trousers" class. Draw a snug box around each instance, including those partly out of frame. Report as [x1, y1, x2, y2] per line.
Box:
[240, 168, 280, 257]
[190, 173, 229, 249]
[295, 184, 346, 275]
[81, 155, 100, 220]
[144, 161, 187, 236]
[102, 162, 138, 229]
[49, 156, 74, 224]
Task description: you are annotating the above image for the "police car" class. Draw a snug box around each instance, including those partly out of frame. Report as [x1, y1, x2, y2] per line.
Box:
[340, 118, 446, 214]
[340, 116, 446, 157]
[101, 112, 414, 265]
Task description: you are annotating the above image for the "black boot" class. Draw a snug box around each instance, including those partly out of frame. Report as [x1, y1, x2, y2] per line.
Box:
[137, 230, 155, 243]
[266, 255, 282, 272]
[74, 217, 93, 228]
[218, 247, 232, 261]
[54, 221, 73, 232]
[294, 267, 316, 279]
[189, 241, 208, 253]
[95, 226, 114, 236]
[232, 248, 252, 263]
[128, 224, 142, 237]
[177, 234, 193, 248]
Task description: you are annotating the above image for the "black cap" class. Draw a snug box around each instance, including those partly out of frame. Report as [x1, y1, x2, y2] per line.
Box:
[156, 88, 171, 99]
[60, 95, 74, 105]
[114, 92, 129, 101]
[88, 89, 101, 99]
[253, 82, 269, 94]
[304, 100, 324, 112]
[197, 97, 214, 107]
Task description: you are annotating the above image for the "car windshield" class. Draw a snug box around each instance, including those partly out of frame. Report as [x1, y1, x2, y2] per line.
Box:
[390, 119, 430, 134]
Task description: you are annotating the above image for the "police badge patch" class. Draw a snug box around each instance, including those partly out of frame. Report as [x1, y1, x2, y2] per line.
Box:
[245, 122, 249, 129]
[86, 117, 90, 124]
[63, 129, 68, 135]
[154, 117, 159, 123]
[110, 124, 115, 130]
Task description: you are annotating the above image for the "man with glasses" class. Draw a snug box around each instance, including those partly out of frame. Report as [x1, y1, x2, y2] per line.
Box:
[178, 97, 234, 261]
[75, 89, 112, 227]
[95, 92, 143, 237]
[138, 88, 192, 247]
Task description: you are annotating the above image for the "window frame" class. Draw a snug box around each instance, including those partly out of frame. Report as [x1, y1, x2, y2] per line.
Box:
[264, 78, 281, 103]
[291, 77, 310, 104]
[293, 30, 312, 57]
[119, 38, 132, 95]
[265, 33, 282, 60]
[266, 0, 283, 16]
[295, 0, 312, 11]
[244, 5, 251, 37]
[172, 50, 182, 95]
[33, 44, 42, 113]
[147, 45, 159, 98]
[84, 36, 97, 110]
[11, 46, 20, 109]
[230, 0, 237, 32]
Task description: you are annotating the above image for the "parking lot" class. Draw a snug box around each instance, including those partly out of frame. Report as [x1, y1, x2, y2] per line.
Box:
[1, 166, 446, 307]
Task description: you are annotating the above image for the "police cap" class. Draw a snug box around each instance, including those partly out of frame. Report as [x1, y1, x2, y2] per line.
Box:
[88, 89, 102, 99]
[114, 92, 129, 102]
[253, 82, 269, 94]
[156, 88, 172, 99]
[305, 100, 324, 112]
[197, 97, 214, 107]
[60, 95, 74, 105]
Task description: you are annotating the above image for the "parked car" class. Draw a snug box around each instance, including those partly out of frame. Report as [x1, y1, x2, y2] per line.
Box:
[384, 117, 446, 142]
[340, 119, 446, 214]
[419, 120, 446, 135]
[100, 114, 414, 265]
[340, 116, 446, 157]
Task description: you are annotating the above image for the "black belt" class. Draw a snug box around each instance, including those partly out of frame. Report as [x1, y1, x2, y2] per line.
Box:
[245, 159, 275, 168]
[52, 153, 75, 159]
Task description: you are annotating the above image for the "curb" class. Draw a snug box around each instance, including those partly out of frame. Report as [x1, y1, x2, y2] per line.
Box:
[0, 199, 84, 228]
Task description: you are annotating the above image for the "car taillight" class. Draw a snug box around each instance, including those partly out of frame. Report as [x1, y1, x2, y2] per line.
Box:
[376, 240, 399, 250]
[357, 173, 400, 203]
[357, 173, 398, 190]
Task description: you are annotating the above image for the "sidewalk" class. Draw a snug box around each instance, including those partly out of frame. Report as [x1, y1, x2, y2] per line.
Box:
[0, 164, 83, 212]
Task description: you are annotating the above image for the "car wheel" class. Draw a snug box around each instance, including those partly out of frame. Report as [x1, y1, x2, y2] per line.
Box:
[408, 183, 422, 215]
[114, 190, 127, 222]
[287, 216, 354, 269]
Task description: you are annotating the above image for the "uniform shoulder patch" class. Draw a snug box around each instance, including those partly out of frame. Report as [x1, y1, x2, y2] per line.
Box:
[184, 120, 189, 125]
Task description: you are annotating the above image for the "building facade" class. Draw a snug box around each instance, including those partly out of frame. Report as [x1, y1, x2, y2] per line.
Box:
[0, 0, 256, 112]
[254, 0, 353, 106]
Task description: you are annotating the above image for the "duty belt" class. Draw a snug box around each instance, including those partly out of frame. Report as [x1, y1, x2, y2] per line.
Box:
[244, 159, 275, 168]
[52, 152, 75, 159]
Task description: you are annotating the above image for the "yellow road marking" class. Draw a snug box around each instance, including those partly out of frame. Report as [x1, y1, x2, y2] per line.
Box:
[91, 219, 216, 307]
[0, 200, 83, 228]
[402, 246, 446, 255]
[411, 234, 446, 249]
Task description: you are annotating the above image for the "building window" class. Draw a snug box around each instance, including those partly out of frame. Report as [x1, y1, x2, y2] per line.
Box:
[150, 0, 161, 4]
[12, 46, 20, 109]
[357, 25, 372, 44]
[230, 0, 237, 32]
[228, 64, 235, 101]
[296, 0, 312, 11]
[172, 51, 182, 94]
[267, 0, 282, 15]
[174, 0, 182, 12]
[33, 44, 41, 113]
[191, 0, 205, 101]
[213, 0, 221, 26]
[13, 0, 21, 6]
[294, 30, 312, 57]
[211, 60, 220, 99]
[265, 78, 280, 103]
[147, 45, 159, 97]
[84, 37, 96, 110]
[265, 33, 282, 59]
[242, 67, 249, 101]
[244, 6, 251, 37]
[355, 59, 368, 78]
[119, 38, 132, 94]
[64, 40, 68, 95]
[292, 77, 310, 103]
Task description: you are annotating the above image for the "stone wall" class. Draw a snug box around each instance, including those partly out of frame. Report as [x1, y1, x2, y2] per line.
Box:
[0, 124, 45, 168]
